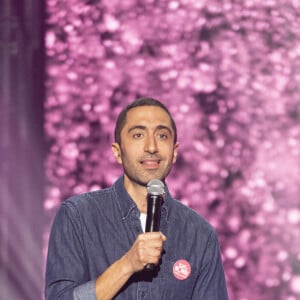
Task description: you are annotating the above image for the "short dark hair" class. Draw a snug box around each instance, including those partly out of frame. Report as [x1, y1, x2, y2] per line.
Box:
[114, 97, 177, 144]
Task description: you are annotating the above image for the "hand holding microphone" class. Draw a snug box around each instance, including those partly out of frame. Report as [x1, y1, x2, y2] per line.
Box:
[144, 179, 165, 270]
[124, 179, 166, 273]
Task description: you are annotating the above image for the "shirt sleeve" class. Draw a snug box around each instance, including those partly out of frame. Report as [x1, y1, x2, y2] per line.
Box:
[45, 202, 97, 300]
[73, 280, 97, 300]
[193, 230, 229, 300]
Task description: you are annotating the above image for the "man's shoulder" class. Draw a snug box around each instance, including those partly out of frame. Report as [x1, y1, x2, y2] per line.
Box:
[62, 185, 116, 211]
[169, 197, 216, 233]
[169, 196, 203, 218]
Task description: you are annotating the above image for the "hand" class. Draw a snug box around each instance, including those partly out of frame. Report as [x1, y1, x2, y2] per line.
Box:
[124, 232, 167, 273]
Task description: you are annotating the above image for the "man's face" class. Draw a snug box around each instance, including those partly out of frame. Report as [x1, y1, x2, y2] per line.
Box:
[112, 105, 179, 188]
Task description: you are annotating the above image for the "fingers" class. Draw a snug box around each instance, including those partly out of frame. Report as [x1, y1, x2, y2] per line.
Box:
[125, 232, 167, 273]
[136, 232, 165, 262]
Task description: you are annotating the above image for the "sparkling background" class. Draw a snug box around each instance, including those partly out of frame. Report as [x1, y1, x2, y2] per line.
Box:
[44, 1, 300, 299]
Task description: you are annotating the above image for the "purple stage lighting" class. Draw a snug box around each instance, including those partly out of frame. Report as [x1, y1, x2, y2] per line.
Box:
[44, 1, 300, 299]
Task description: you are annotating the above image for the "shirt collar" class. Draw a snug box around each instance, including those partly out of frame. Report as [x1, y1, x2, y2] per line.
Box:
[113, 176, 170, 222]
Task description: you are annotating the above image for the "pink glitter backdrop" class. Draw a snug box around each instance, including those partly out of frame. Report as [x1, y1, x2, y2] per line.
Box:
[44, 1, 300, 299]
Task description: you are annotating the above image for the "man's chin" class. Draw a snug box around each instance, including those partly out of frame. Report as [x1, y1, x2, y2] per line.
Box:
[143, 174, 166, 186]
[125, 174, 165, 187]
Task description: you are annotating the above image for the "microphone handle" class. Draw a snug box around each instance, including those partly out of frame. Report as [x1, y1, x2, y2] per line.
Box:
[144, 194, 163, 270]
[144, 262, 155, 270]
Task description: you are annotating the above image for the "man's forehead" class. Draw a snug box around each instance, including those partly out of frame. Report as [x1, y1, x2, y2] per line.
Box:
[124, 106, 171, 127]
[126, 105, 170, 119]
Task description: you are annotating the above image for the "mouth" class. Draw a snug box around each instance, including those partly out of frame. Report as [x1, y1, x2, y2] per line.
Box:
[140, 159, 161, 169]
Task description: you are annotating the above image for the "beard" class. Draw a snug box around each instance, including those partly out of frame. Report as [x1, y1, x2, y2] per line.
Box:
[121, 155, 172, 188]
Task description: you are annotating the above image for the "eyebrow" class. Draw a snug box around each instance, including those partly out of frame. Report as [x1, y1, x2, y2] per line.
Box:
[127, 125, 173, 136]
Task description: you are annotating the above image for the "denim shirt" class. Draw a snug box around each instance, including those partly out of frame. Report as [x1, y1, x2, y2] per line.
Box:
[45, 176, 228, 300]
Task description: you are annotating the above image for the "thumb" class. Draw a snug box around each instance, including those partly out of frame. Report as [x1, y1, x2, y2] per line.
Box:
[160, 232, 167, 241]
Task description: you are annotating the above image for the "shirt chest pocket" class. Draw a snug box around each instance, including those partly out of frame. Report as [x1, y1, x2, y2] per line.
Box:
[149, 259, 198, 300]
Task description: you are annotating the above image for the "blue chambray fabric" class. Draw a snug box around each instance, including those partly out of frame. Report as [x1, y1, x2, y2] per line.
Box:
[45, 176, 228, 300]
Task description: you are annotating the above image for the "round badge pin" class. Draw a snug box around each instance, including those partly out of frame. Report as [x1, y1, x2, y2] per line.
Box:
[173, 259, 191, 280]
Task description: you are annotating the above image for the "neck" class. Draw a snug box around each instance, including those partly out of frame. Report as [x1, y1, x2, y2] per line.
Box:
[123, 176, 148, 213]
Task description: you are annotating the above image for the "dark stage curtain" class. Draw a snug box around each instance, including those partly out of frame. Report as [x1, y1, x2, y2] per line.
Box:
[0, 0, 45, 299]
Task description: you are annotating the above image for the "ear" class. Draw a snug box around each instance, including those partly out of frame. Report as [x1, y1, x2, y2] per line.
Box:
[112, 142, 122, 164]
[172, 142, 179, 164]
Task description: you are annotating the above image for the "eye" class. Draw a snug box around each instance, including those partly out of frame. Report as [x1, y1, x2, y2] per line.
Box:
[133, 132, 143, 139]
[157, 132, 169, 140]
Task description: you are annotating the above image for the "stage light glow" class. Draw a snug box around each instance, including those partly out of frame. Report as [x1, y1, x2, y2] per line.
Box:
[44, 1, 300, 299]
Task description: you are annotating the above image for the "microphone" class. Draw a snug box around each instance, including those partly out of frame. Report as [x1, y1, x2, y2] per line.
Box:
[144, 179, 165, 270]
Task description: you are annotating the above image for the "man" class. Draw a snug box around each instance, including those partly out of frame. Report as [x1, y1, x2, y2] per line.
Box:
[45, 97, 228, 299]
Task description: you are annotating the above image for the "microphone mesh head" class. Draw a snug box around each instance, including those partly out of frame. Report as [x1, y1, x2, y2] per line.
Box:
[147, 179, 165, 195]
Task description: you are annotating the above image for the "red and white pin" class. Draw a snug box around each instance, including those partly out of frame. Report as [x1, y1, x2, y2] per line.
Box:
[173, 259, 191, 280]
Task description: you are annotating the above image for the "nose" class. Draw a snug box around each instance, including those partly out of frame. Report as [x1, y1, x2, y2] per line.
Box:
[144, 134, 158, 154]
